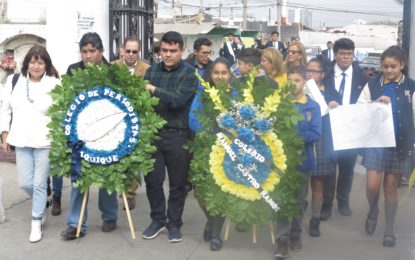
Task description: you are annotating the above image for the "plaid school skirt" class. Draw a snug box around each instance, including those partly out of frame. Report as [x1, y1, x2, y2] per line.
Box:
[310, 136, 336, 177]
[362, 147, 412, 176]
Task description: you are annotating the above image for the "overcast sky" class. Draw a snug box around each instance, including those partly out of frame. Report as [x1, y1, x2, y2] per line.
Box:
[158, 0, 403, 28]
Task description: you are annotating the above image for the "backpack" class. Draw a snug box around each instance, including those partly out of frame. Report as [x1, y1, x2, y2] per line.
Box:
[11, 73, 20, 91]
[3, 73, 20, 150]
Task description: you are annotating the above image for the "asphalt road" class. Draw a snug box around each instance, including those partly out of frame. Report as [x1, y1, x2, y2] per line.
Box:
[0, 161, 414, 260]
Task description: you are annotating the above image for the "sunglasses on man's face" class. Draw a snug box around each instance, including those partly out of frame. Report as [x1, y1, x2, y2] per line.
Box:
[125, 49, 139, 54]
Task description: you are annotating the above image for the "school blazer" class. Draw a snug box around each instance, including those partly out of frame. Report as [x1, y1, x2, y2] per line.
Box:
[323, 61, 368, 105]
[365, 75, 415, 158]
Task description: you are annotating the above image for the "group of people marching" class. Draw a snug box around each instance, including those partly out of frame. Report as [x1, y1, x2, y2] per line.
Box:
[0, 29, 413, 260]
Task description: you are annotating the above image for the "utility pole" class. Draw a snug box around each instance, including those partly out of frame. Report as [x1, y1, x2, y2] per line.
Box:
[172, 0, 175, 24]
[154, 0, 158, 18]
[242, 0, 248, 30]
[277, 0, 282, 33]
[218, 3, 222, 25]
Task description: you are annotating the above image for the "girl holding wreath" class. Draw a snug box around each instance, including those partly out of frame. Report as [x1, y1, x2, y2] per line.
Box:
[189, 57, 235, 251]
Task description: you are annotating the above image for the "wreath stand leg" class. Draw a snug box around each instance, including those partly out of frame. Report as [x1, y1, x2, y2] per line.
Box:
[122, 192, 136, 240]
[76, 189, 89, 238]
[224, 218, 231, 241]
[253, 224, 257, 243]
[270, 221, 275, 244]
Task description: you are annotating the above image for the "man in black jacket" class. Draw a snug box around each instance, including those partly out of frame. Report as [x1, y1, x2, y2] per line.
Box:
[220, 33, 239, 66]
[61, 32, 118, 240]
[321, 41, 334, 63]
[185, 37, 213, 80]
[321, 38, 368, 220]
[264, 31, 286, 56]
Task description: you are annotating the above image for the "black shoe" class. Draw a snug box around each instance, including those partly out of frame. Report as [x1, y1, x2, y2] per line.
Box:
[203, 221, 213, 241]
[338, 203, 352, 216]
[142, 222, 165, 239]
[51, 197, 61, 216]
[383, 235, 396, 247]
[309, 218, 320, 237]
[210, 238, 223, 251]
[289, 237, 302, 251]
[168, 226, 182, 243]
[101, 220, 117, 232]
[123, 198, 136, 211]
[61, 226, 85, 240]
[274, 239, 288, 259]
[320, 204, 332, 221]
[365, 216, 377, 235]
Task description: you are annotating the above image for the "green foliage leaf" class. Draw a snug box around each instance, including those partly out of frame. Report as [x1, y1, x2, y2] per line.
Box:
[48, 64, 165, 192]
[188, 78, 305, 226]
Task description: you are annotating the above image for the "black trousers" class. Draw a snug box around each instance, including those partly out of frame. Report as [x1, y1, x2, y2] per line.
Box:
[323, 149, 358, 206]
[144, 130, 191, 228]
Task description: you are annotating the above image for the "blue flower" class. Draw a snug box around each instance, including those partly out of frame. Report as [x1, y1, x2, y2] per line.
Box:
[237, 126, 255, 144]
[239, 106, 255, 120]
[254, 118, 271, 133]
[241, 153, 256, 166]
[220, 114, 236, 129]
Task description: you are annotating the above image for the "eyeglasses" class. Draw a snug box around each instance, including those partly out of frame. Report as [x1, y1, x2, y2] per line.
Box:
[287, 50, 301, 55]
[306, 69, 323, 74]
[125, 49, 139, 54]
[336, 51, 354, 57]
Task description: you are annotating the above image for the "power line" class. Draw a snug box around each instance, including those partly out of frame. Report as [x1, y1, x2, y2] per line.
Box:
[158, 0, 401, 17]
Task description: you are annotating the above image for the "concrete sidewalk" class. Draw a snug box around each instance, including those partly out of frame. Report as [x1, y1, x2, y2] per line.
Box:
[0, 161, 414, 260]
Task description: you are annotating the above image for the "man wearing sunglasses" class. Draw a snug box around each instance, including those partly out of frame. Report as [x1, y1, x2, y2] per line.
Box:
[112, 36, 149, 78]
[111, 37, 150, 211]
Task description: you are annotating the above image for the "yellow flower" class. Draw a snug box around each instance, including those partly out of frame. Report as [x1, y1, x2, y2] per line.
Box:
[204, 87, 226, 112]
[262, 89, 281, 118]
[242, 74, 255, 104]
[209, 132, 286, 201]
[195, 70, 226, 113]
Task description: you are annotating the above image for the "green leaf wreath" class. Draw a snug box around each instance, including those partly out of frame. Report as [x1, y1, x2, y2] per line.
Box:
[188, 73, 305, 229]
[47, 64, 165, 193]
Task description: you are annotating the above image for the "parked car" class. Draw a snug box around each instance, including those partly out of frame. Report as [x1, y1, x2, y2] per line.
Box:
[360, 55, 381, 78]
[304, 45, 322, 61]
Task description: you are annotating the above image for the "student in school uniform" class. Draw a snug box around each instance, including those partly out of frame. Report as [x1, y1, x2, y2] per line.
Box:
[357, 45, 415, 248]
[321, 38, 368, 220]
[305, 56, 336, 237]
[274, 65, 322, 259]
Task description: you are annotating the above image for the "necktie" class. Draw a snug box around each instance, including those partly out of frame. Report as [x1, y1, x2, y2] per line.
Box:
[274, 42, 277, 48]
[328, 49, 331, 60]
[339, 72, 346, 102]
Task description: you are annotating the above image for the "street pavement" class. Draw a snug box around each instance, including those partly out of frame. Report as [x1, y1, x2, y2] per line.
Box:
[0, 161, 414, 260]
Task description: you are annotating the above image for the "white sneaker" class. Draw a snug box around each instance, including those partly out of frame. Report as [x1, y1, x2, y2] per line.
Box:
[29, 220, 43, 243]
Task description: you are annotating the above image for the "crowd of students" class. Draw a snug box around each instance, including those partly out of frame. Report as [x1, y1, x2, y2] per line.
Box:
[1, 30, 413, 260]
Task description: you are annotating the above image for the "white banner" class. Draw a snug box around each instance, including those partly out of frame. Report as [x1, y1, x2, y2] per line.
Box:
[305, 79, 329, 116]
[329, 103, 396, 151]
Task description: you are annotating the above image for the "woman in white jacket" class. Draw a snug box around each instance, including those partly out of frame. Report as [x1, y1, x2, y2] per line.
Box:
[1, 45, 59, 242]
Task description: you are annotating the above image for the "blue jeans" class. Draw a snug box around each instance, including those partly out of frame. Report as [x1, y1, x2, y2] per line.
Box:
[52, 175, 63, 199]
[66, 186, 118, 233]
[15, 147, 50, 220]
